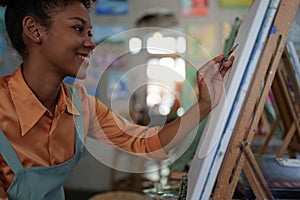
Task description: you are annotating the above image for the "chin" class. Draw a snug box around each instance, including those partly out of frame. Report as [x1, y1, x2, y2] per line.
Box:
[75, 63, 89, 79]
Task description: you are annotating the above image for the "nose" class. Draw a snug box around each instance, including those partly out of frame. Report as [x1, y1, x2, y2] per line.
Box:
[84, 35, 96, 50]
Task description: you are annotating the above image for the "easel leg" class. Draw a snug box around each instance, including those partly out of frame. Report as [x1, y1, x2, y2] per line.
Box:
[277, 123, 296, 158]
[243, 147, 273, 199]
[258, 116, 280, 157]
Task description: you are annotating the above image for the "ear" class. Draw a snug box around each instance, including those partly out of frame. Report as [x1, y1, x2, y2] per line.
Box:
[22, 16, 42, 43]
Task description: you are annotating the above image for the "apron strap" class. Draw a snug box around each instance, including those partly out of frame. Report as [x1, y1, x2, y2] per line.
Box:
[66, 84, 85, 146]
[0, 131, 23, 173]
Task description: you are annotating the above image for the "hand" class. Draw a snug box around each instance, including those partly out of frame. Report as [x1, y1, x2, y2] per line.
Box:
[196, 54, 234, 108]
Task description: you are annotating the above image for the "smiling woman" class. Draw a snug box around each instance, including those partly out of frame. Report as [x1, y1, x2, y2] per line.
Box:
[0, 1, 97, 199]
[0, 0, 234, 199]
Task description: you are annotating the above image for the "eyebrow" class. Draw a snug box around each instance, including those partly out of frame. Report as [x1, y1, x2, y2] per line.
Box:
[68, 16, 92, 29]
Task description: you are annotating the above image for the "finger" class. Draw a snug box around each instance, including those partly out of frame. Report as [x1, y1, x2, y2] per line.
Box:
[197, 64, 215, 82]
[201, 63, 220, 83]
[198, 54, 226, 79]
[221, 56, 235, 69]
[213, 54, 225, 63]
[220, 66, 229, 76]
[198, 59, 218, 75]
[220, 56, 235, 76]
[225, 55, 235, 66]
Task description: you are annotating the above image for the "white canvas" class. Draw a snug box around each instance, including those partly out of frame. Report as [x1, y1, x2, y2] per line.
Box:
[187, 0, 276, 199]
[201, 0, 281, 198]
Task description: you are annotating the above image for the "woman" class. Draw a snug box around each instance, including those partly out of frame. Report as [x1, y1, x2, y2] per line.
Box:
[0, 0, 234, 199]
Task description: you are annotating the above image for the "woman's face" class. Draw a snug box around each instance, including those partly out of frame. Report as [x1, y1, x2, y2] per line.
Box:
[39, 1, 95, 79]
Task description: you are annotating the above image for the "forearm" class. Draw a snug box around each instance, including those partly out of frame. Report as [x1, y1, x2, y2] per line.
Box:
[158, 100, 211, 152]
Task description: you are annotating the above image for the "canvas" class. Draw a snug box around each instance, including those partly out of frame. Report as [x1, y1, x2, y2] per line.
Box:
[187, 0, 279, 199]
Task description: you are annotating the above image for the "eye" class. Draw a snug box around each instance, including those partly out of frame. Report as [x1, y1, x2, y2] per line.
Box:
[73, 26, 93, 38]
[73, 26, 84, 33]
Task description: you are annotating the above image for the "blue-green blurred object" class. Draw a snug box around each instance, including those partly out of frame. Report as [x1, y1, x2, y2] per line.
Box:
[223, 17, 242, 54]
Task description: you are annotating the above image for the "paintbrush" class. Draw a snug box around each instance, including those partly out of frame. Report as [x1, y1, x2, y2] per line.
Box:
[219, 43, 239, 72]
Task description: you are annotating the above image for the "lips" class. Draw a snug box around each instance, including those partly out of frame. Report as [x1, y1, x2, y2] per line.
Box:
[77, 53, 90, 64]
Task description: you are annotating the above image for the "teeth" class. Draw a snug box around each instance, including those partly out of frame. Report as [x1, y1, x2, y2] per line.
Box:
[78, 55, 85, 60]
[78, 55, 90, 63]
[84, 57, 90, 63]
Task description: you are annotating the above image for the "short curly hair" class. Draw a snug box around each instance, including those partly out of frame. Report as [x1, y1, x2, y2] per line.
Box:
[0, 0, 96, 56]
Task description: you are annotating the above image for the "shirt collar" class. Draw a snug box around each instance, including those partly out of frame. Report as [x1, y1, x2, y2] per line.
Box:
[8, 65, 80, 136]
[61, 84, 81, 116]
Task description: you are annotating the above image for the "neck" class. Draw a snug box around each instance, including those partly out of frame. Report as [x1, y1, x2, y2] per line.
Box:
[21, 61, 64, 115]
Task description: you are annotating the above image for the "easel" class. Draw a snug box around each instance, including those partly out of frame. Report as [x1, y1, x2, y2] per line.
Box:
[258, 48, 300, 158]
[211, 0, 300, 199]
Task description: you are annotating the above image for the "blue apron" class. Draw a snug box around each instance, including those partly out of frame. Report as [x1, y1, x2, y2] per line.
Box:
[0, 85, 85, 200]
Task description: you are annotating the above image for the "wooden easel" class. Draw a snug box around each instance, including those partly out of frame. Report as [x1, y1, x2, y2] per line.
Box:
[258, 48, 300, 158]
[211, 0, 300, 199]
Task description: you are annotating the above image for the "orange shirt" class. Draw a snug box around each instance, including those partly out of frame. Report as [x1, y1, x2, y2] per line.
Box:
[0, 66, 167, 191]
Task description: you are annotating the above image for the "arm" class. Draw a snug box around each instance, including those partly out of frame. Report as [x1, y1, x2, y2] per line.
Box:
[83, 54, 233, 159]
[158, 54, 234, 152]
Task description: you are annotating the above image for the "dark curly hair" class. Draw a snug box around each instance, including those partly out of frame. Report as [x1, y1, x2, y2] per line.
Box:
[0, 0, 96, 56]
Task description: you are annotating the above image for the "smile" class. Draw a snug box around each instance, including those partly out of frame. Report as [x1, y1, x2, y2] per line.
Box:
[77, 54, 90, 64]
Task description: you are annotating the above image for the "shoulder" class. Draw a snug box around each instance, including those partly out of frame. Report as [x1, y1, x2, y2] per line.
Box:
[63, 82, 109, 112]
[62, 83, 87, 108]
[0, 75, 16, 130]
[63, 83, 89, 100]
